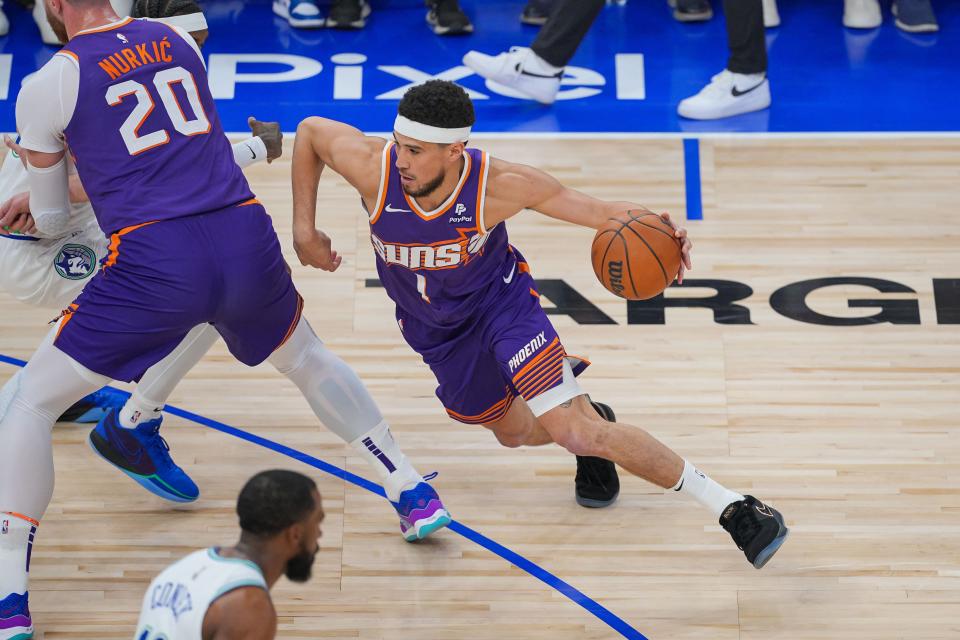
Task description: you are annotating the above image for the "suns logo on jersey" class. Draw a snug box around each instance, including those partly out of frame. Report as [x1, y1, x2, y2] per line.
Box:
[371, 230, 490, 271]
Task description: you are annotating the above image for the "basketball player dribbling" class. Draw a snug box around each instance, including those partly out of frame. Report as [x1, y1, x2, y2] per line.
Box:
[292, 80, 790, 569]
[0, 3, 449, 637]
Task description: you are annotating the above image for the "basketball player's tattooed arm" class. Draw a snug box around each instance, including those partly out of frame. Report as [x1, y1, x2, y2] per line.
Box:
[485, 158, 693, 282]
[291, 117, 383, 271]
[202, 587, 277, 640]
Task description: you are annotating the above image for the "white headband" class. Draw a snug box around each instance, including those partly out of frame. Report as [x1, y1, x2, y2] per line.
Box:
[394, 114, 471, 144]
[158, 12, 208, 33]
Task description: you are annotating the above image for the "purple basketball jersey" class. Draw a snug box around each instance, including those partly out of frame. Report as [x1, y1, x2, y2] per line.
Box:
[62, 18, 252, 233]
[369, 143, 510, 327]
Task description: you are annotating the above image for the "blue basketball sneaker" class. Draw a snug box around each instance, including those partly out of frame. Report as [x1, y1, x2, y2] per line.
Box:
[391, 481, 451, 542]
[57, 387, 128, 424]
[88, 410, 199, 503]
[0, 591, 32, 640]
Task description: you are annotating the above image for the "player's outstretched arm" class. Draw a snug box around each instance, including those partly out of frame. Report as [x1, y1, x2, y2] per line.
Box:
[203, 587, 277, 640]
[485, 158, 693, 281]
[485, 158, 648, 229]
[291, 117, 382, 271]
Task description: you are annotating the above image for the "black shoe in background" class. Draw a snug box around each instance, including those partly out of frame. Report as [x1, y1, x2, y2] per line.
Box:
[521, 0, 553, 26]
[426, 0, 474, 35]
[670, 0, 713, 22]
[327, 0, 371, 29]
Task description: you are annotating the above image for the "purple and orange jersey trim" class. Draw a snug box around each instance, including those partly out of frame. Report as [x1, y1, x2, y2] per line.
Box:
[103, 220, 159, 271]
[512, 337, 566, 401]
[368, 141, 394, 225]
[74, 16, 135, 36]
[55, 303, 79, 339]
[446, 388, 516, 425]
[275, 293, 305, 351]
[401, 152, 474, 221]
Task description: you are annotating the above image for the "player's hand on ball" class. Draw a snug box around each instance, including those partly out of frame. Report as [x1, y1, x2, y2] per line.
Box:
[657, 212, 693, 284]
[293, 227, 342, 272]
[247, 116, 283, 163]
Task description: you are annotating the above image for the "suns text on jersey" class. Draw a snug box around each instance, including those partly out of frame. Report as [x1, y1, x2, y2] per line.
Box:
[371, 231, 491, 270]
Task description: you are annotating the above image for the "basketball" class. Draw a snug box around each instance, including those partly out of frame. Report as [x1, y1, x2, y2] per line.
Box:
[591, 210, 682, 300]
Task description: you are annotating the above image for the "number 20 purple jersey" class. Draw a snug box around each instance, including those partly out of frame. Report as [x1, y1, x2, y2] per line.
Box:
[60, 18, 253, 234]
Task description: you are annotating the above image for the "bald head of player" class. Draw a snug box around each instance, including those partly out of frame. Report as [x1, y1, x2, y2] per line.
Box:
[43, 0, 120, 44]
[392, 80, 476, 199]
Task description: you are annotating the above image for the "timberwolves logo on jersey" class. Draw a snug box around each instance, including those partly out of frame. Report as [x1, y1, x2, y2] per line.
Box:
[54, 244, 97, 280]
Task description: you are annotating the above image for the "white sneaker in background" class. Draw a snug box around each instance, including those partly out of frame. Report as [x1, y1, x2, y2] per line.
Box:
[843, 0, 882, 28]
[677, 69, 771, 120]
[33, 0, 61, 45]
[762, 0, 780, 27]
[463, 47, 563, 105]
[273, 0, 325, 28]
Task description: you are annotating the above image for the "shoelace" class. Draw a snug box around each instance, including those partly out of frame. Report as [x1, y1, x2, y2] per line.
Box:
[144, 424, 175, 468]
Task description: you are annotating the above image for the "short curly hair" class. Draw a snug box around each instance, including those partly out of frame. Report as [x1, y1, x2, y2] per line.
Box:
[132, 0, 202, 19]
[398, 80, 475, 129]
[237, 470, 318, 538]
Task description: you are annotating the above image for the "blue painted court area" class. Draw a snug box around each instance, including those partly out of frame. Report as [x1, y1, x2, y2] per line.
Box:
[0, 353, 649, 640]
[0, 0, 957, 133]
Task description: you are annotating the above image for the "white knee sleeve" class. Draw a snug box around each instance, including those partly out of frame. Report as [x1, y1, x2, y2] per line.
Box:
[269, 318, 384, 443]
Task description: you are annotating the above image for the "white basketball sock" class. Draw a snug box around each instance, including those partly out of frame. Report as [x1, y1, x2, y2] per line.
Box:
[350, 421, 423, 502]
[118, 324, 218, 429]
[0, 513, 36, 598]
[671, 460, 744, 518]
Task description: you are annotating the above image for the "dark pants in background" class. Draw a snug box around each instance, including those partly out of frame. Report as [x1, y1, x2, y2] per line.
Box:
[725, 0, 766, 74]
[529, 0, 767, 74]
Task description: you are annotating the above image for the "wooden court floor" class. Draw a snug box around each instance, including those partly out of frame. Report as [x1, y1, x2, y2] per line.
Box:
[1, 136, 958, 639]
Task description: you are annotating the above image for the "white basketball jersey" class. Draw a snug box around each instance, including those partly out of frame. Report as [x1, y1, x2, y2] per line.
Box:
[134, 548, 268, 640]
[0, 147, 109, 308]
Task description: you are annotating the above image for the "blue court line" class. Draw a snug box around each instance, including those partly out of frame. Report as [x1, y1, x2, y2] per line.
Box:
[0, 353, 648, 640]
[683, 139, 703, 222]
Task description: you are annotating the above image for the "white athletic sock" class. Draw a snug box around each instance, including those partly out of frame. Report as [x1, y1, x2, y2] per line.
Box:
[0, 513, 36, 598]
[671, 460, 744, 518]
[350, 421, 423, 503]
[118, 324, 218, 429]
[527, 49, 563, 75]
[118, 391, 164, 429]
